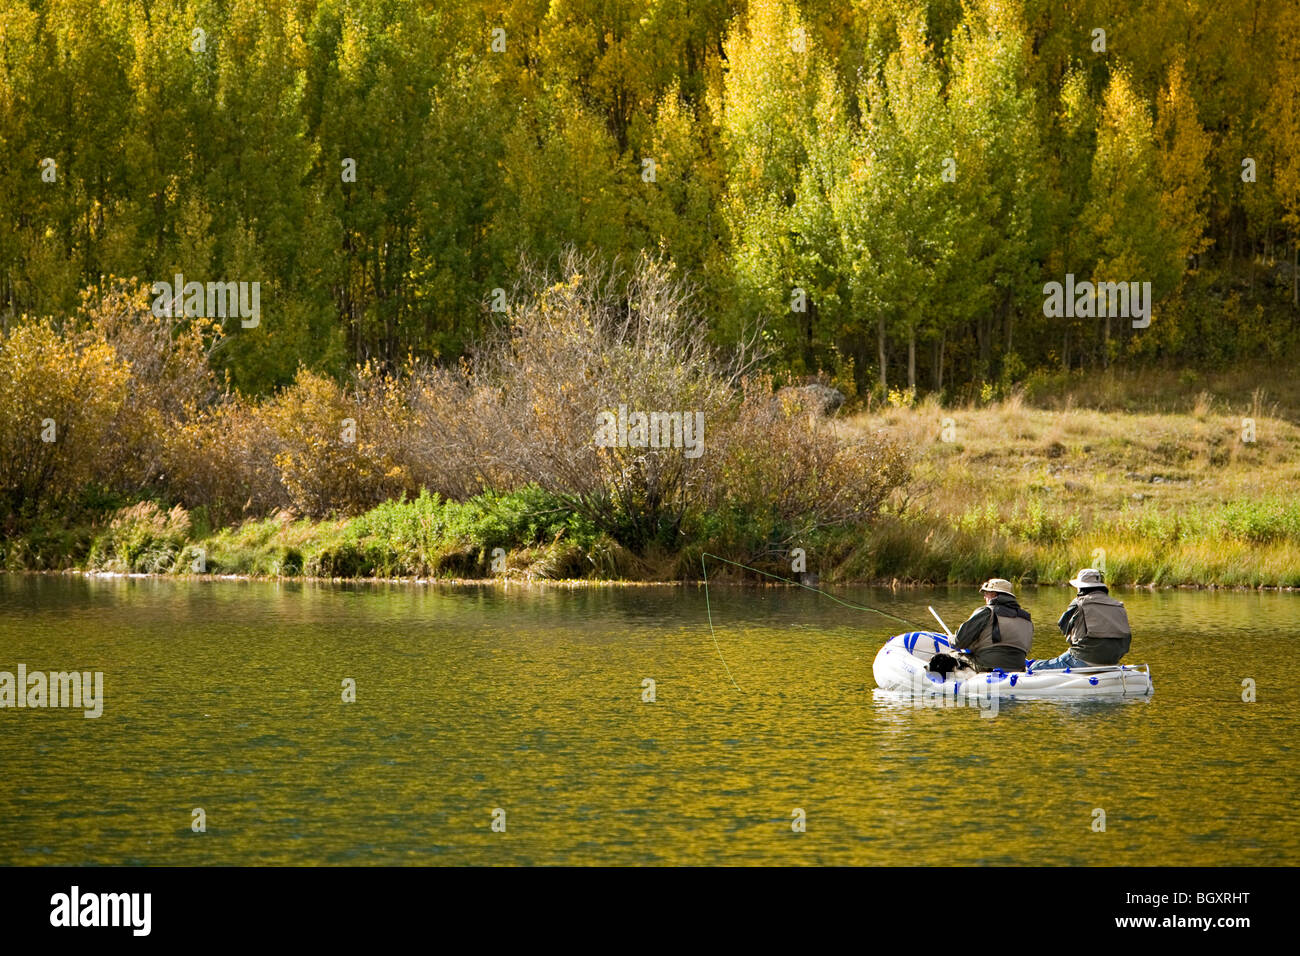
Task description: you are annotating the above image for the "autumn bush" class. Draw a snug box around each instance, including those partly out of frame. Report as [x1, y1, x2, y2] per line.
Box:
[409, 251, 907, 557]
[0, 282, 235, 525]
[378, 363, 492, 502]
[3, 260, 914, 573]
[0, 318, 130, 522]
[254, 367, 410, 517]
[162, 401, 289, 526]
[466, 252, 745, 550]
[171, 362, 496, 522]
[78, 282, 223, 497]
[700, 374, 911, 549]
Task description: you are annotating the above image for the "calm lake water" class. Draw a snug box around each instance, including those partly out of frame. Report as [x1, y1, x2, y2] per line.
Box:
[0, 574, 1295, 865]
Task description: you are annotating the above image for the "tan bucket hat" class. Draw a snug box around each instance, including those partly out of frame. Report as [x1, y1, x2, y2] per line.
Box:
[979, 578, 1016, 597]
[1069, 568, 1105, 589]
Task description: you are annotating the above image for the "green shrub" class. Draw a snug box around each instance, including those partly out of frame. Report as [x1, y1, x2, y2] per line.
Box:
[89, 501, 192, 573]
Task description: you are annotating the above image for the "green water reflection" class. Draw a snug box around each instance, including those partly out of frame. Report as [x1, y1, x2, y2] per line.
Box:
[0, 575, 1294, 865]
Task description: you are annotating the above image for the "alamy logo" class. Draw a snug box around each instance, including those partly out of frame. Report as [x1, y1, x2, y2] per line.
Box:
[50, 886, 151, 936]
[1043, 274, 1151, 328]
[0, 664, 103, 718]
[150, 273, 260, 327]
[594, 405, 704, 458]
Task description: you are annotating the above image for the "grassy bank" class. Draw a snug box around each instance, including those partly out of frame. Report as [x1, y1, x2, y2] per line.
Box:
[3, 488, 636, 582]
[6, 389, 1300, 588]
[834, 390, 1300, 587]
[2, 485, 802, 584]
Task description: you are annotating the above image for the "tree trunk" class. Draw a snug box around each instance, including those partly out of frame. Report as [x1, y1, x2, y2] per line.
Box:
[1005, 294, 1014, 353]
[977, 316, 990, 375]
[907, 326, 916, 390]
[933, 331, 946, 392]
[877, 317, 888, 391]
[805, 297, 817, 370]
[852, 333, 871, 396]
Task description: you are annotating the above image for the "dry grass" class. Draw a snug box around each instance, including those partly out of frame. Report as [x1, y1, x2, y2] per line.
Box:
[833, 393, 1300, 586]
[1021, 365, 1300, 423]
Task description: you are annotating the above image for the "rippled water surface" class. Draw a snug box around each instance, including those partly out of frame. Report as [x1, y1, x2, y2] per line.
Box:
[0, 574, 1294, 865]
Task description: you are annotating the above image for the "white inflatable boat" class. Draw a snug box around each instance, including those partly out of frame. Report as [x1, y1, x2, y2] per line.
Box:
[873, 631, 1153, 700]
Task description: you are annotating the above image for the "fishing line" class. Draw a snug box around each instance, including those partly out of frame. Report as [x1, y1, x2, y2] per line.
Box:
[700, 552, 927, 691]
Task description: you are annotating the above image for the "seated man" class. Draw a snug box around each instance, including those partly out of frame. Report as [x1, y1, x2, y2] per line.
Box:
[951, 578, 1033, 672]
[1032, 568, 1132, 670]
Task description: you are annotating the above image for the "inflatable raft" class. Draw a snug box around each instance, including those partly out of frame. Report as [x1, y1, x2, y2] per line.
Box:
[873, 630, 1154, 700]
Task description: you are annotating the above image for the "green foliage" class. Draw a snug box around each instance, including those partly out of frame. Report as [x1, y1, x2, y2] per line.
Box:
[956, 497, 1082, 545]
[345, 486, 597, 564]
[1114, 497, 1300, 545]
[88, 501, 192, 574]
[1, 0, 1297, 395]
[182, 486, 601, 579]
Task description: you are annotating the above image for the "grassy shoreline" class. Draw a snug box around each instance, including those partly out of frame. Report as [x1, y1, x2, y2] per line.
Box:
[837, 389, 1300, 589]
[6, 390, 1300, 590]
[4, 568, 1297, 591]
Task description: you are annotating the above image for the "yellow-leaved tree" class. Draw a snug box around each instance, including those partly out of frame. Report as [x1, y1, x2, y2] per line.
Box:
[1156, 59, 1214, 279]
[1266, 0, 1300, 308]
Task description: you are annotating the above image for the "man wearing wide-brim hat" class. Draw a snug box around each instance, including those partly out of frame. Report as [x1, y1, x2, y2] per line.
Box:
[1030, 568, 1132, 671]
[951, 578, 1034, 672]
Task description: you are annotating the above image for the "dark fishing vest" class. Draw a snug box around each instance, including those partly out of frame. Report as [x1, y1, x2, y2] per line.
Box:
[969, 600, 1034, 655]
[1066, 592, 1131, 644]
